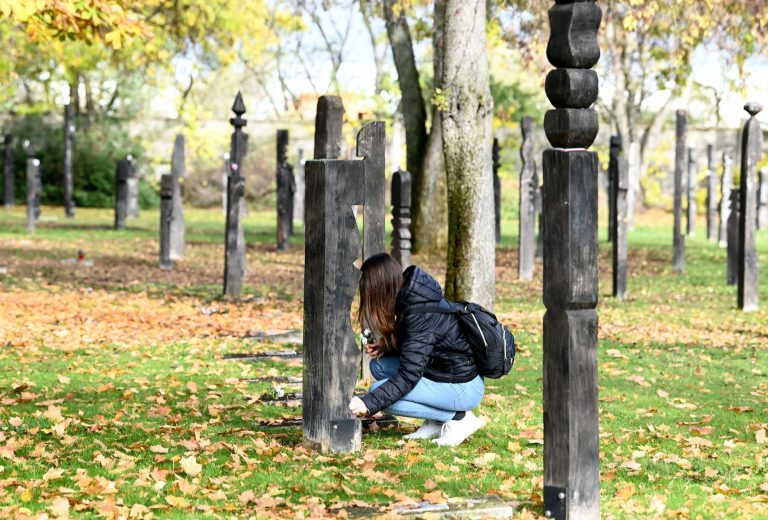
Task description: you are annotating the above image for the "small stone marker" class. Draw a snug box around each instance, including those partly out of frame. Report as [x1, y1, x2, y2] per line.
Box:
[493, 137, 501, 243]
[63, 103, 75, 218]
[224, 92, 248, 298]
[391, 169, 412, 269]
[706, 145, 718, 241]
[738, 102, 761, 312]
[114, 159, 129, 230]
[26, 158, 39, 234]
[170, 134, 185, 260]
[293, 149, 305, 229]
[542, 1, 602, 517]
[159, 174, 173, 269]
[302, 158, 365, 454]
[4, 135, 13, 207]
[727, 190, 739, 286]
[276, 129, 295, 252]
[610, 135, 628, 300]
[313, 96, 344, 160]
[519, 116, 536, 281]
[126, 155, 139, 219]
[758, 167, 768, 230]
[719, 151, 733, 247]
[686, 147, 697, 237]
[672, 110, 686, 272]
[356, 121, 386, 261]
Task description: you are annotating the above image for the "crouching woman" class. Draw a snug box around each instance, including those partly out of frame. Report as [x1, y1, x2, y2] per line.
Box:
[348, 253, 485, 446]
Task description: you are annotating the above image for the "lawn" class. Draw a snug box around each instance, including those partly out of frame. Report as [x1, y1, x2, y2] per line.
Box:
[0, 201, 766, 519]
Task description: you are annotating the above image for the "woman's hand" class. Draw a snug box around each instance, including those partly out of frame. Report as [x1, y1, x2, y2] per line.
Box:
[363, 338, 386, 359]
[349, 396, 369, 416]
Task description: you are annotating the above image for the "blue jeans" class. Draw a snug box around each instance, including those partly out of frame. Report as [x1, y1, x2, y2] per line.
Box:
[369, 355, 484, 423]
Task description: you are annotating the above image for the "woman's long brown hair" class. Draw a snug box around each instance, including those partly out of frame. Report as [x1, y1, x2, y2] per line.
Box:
[358, 253, 403, 352]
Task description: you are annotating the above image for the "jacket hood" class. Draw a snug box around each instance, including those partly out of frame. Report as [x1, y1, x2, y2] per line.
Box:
[395, 265, 444, 312]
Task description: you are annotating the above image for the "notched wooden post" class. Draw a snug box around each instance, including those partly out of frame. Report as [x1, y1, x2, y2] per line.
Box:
[391, 169, 413, 269]
[738, 102, 761, 312]
[63, 103, 75, 218]
[706, 145, 718, 242]
[610, 135, 628, 300]
[493, 137, 501, 244]
[672, 110, 686, 272]
[356, 121, 386, 261]
[170, 134, 186, 260]
[314, 96, 344, 160]
[302, 159, 365, 454]
[3, 135, 13, 208]
[542, 1, 601, 518]
[159, 174, 173, 270]
[519, 117, 536, 281]
[276, 129, 295, 252]
[26, 158, 39, 234]
[224, 92, 247, 298]
[719, 151, 733, 248]
[114, 159, 129, 230]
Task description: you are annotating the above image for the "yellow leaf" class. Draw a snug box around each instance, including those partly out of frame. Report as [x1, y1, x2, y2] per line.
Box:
[614, 483, 635, 499]
[166, 495, 189, 508]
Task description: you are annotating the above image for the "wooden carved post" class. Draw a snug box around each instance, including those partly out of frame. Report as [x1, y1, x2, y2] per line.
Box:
[26, 158, 39, 234]
[672, 110, 687, 272]
[159, 174, 174, 270]
[535, 181, 544, 260]
[391, 169, 413, 269]
[126, 155, 139, 219]
[224, 92, 247, 298]
[276, 129, 295, 252]
[314, 96, 344, 160]
[63, 103, 75, 218]
[542, 1, 601, 518]
[221, 152, 230, 215]
[706, 145, 718, 241]
[356, 121, 386, 261]
[611, 136, 628, 300]
[493, 138, 501, 243]
[738, 102, 761, 312]
[302, 159, 365, 453]
[114, 159, 129, 230]
[170, 134, 186, 260]
[727, 190, 739, 286]
[294, 149, 305, 229]
[719, 152, 733, 247]
[607, 145, 616, 243]
[758, 167, 768, 230]
[519, 116, 536, 281]
[3, 135, 13, 207]
[686, 147, 697, 237]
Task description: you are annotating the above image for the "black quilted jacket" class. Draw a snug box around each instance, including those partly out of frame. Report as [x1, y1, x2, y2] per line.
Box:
[359, 265, 478, 415]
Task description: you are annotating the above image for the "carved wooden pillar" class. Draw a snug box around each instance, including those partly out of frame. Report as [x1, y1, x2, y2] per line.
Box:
[3, 135, 13, 208]
[610, 135, 628, 300]
[63, 103, 75, 218]
[302, 159, 364, 454]
[672, 110, 687, 272]
[686, 147, 697, 237]
[519, 116, 536, 281]
[727, 190, 739, 286]
[758, 167, 768, 231]
[314, 96, 344, 160]
[542, 1, 601, 518]
[276, 129, 295, 252]
[224, 92, 247, 298]
[719, 151, 733, 248]
[170, 134, 186, 260]
[114, 159, 129, 230]
[26, 158, 39, 234]
[738, 102, 761, 312]
[391, 169, 412, 269]
[159, 174, 174, 270]
[357, 121, 386, 261]
[493, 138, 501, 244]
[706, 144, 718, 241]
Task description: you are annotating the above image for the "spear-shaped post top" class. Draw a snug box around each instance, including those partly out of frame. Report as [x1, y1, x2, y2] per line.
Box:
[230, 92, 247, 128]
[744, 101, 763, 117]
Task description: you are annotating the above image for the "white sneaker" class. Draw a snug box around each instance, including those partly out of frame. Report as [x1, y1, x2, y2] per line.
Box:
[432, 411, 484, 447]
[403, 419, 444, 440]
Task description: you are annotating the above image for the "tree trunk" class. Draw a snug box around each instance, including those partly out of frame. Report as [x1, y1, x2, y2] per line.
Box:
[441, 0, 495, 309]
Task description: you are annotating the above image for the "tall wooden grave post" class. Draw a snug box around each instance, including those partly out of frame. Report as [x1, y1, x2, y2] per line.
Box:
[719, 152, 733, 247]
[519, 116, 536, 281]
[672, 110, 687, 272]
[224, 92, 247, 298]
[493, 138, 501, 243]
[3, 135, 13, 207]
[114, 159, 129, 230]
[293, 149, 305, 230]
[302, 158, 365, 454]
[391, 170, 413, 269]
[610, 135, 628, 300]
[686, 147, 697, 237]
[221, 152, 230, 215]
[170, 134, 186, 260]
[758, 167, 768, 230]
[126, 155, 139, 219]
[727, 190, 739, 286]
[738, 102, 761, 312]
[159, 174, 174, 269]
[607, 144, 616, 243]
[706, 145, 718, 241]
[63, 103, 75, 218]
[26, 158, 39, 234]
[313, 96, 344, 160]
[276, 129, 295, 252]
[542, 1, 601, 518]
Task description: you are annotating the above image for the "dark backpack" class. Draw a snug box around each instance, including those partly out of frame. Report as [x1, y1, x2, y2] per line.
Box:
[406, 301, 515, 379]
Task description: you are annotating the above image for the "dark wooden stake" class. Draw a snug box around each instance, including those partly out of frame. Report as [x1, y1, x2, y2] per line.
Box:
[672, 110, 686, 272]
[718, 151, 733, 248]
[302, 159, 365, 453]
[170, 134, 185, 260]
[63, 103, 75, 218]
[493, 138, 501, 243]
[542, 1, 601, 518]
[738, 102, 761, 312]
[114, 159, 129, 230]
[159, 174, 173, 269]
[610, 135, 628, 300]
[727, 190, 739, 286]
[26, 158, 39, 234]
[313, 96, 344, 160]
[391, 169, 413, 269]
[519, 116, 536, 281]
[686, 147, 697, 237]
[706, 144, 718, 241]
[276, 129, 295, 252]
[3, 135, 13, 208]
[126, 156, 139, 219]
[224, 92, 247, 298]
[356, 121, 386, 261]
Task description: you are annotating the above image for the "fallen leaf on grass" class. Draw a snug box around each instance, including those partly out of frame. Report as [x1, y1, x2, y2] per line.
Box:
[613, 483, 635, 499]
[239, 490, 255, 504]
[756, 429, 766, 444]
[150, 445, 169, 453]
[48, 496, 70, 517]
[43, 467, 65, 481]
[166, 495, 189, 508]
[422, 490, 445, 504]
[180, 456, 202, 477]
[620, 460, 641, 471]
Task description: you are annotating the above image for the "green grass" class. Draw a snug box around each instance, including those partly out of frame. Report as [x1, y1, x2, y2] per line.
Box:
[0, 201, 767, 518]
